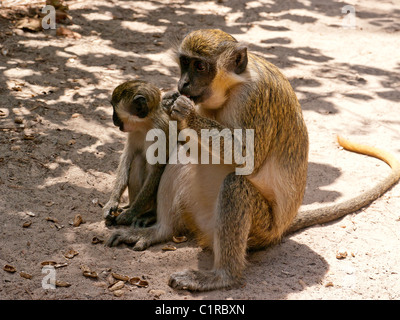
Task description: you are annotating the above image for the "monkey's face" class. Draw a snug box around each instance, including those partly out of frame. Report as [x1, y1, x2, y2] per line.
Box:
[177, 55, 216, 104]
[110, 81, 160, 132]
[177, 29, 248, 110]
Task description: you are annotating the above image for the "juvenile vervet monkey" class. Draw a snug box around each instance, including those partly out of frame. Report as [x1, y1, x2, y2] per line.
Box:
[106, 29, 400, 291]
[103, 80, 169, 227]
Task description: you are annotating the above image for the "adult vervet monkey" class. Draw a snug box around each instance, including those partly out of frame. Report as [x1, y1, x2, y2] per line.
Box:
[107, 29, 400, 291]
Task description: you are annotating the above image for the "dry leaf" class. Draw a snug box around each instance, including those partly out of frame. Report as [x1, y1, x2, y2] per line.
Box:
[64, 249, 79, 259]
[0, 109, 7, 118]
[172, 235, 187, 243]
[15, 18, 42, 32]
[129, 277, 149, 288]
[3, 264, 16, 273]
[83, 270, 98, 278]
[54, 223, 63, 230]
[20, 271, 32, 279]
[67, 139, 76, 145]
[23, 133, 35, 140]
[80, 265, 98, 279]
[149, 289, 165, 298]
[136, 280, 149, 288]
[56, 280, 71, 287]
[41, 261, 57, 266]
[111, 272, 130, 282]
[56, 27, 81, 39]
[46, 0, 69, 11]
[109, 280, 125, 292]
[45, 216, 58, 223]
[56, 10, 72, 23]
[22, 220, 32, 228]
[91, 236, 104, 244]
[54, 262, 68, 269]
[73, 214, 83, 227]
[113, 289, 124, 297]
[162, 245, 177, 251]
[336, 250, 348, 260]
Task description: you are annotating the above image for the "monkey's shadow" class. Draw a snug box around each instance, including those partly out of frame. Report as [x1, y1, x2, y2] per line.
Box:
[185, 238, 329, 299]
[302, 162, 342, 205]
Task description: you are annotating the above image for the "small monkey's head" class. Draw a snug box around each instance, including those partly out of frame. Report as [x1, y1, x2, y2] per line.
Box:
[110, 80, 161, 132]
[176, 29, 249, 109]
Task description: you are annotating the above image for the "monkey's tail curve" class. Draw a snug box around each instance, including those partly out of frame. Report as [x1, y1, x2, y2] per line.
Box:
[286, 135, 400, 235]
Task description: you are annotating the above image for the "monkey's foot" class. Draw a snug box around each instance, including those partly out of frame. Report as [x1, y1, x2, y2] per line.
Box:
[106, 227, 156, 250]
[168, 269, 237, 291]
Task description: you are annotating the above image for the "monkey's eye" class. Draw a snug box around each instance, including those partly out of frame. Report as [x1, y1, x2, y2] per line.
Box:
[194, 61, 206, 72]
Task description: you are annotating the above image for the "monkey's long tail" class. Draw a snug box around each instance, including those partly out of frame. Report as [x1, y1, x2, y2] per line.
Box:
[287, 135, 400, 235]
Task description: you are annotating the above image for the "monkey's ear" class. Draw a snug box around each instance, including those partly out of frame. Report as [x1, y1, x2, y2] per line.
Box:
[231, 46, 248, 74]
[133, 95, 147, 108]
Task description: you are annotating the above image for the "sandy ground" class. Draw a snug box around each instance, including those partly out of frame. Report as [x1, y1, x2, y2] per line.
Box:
[1, 0, 400, 301]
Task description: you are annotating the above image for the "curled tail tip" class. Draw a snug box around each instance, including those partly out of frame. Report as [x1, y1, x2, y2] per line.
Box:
[336, 134, 345, 146]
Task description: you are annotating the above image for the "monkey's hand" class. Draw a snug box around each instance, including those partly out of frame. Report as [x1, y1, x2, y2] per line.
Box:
[102, 200, 120, 224]
[114, 207, 137, 225]
[161, 90, 180, 115]
[170, 95, 195, 123]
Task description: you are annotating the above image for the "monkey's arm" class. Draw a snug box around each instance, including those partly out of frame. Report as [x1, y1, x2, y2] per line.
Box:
[115, 164, 165, 225]
[170, 95, 254, 172]
[103, 142, 134, 220]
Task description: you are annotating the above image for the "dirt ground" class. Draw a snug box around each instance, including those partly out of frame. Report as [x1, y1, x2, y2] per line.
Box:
[1, 0, 400, 300]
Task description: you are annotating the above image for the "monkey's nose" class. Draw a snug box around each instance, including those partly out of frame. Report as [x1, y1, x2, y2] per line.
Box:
[178, 78, 190, 95]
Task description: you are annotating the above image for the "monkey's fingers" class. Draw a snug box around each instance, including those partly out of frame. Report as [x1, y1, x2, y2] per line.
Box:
[105, 230, 139, 247]
[170, 96, 195, 121]
[104, 216, 116, 226]
[161, 90, 180, 114]
[115, 209, 135, 225]
[169, 269, 232, 291]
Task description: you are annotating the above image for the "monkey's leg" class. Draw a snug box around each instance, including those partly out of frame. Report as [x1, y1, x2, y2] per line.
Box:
[115, 165, 164, 226]
[103, 144, 134, 223]
[169, 173, 270, 291]
[107, 164, 186, 250]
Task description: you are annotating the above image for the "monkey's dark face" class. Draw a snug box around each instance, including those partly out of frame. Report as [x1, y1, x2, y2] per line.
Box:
[178, 55, 217, 104]
[177, 29, 249, 109]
